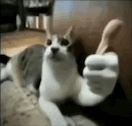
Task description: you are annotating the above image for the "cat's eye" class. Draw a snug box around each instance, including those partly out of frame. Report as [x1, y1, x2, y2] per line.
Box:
[47, 39, 52, 45]
[60, 38, 69, 46]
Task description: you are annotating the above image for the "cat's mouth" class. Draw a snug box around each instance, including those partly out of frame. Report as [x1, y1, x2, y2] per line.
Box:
[49, 53, 62, 61]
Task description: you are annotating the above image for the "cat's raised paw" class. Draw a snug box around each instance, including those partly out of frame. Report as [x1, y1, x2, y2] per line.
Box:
[83, 52, 119, 95]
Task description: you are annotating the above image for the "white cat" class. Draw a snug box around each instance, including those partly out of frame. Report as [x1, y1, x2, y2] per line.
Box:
[39, 19, 122, 126]
[1, 19, 122, 126]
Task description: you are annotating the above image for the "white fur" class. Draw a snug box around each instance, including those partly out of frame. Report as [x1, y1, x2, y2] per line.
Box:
[0, 62, 11, 82]
[39, 36, 79, 101]
[39, 35, 119, 126]
[39, 35, 78, 126]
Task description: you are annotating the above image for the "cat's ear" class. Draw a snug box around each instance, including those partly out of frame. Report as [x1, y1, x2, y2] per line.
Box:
[47, 33, 52, 40]
[64, 26, 74, 41]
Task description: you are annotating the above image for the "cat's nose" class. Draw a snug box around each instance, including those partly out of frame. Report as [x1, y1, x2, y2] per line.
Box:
[51, 47, 59, 54]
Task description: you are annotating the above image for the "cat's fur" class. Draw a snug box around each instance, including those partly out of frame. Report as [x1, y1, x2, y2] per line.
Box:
[0, 44, 45, 95]
[0, 19, 122, 126]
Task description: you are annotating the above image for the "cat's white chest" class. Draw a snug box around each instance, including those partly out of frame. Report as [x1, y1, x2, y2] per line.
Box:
[39, 60, 78, 102]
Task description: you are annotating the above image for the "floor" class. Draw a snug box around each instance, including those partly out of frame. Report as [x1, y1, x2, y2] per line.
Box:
[1, 30, 98, 126]
[1, 30, 46, 56]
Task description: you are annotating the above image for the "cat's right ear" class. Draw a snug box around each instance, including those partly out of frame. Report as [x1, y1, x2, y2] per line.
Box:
[47, 33, 52, 40]
[64, 26, 74, 43]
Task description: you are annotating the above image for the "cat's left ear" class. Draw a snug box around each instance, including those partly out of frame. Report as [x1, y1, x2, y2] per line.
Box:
[64, 26, 74, 42]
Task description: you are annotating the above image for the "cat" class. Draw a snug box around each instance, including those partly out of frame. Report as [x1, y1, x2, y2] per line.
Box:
[38, 22, 120, 126]
[0, 19, 122, 126]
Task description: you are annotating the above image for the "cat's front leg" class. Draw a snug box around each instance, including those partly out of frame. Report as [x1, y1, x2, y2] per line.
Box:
[39, 97, 68, 126]
[74, 52, 119, 106]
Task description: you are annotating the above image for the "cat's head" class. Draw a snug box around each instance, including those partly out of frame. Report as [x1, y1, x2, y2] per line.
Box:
[44, 26, 75, 62]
